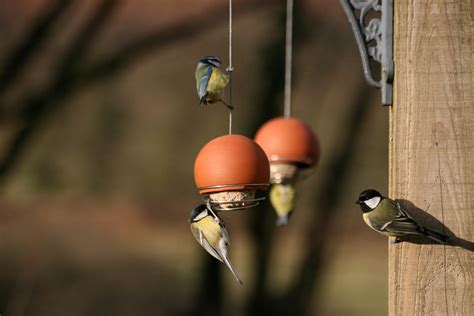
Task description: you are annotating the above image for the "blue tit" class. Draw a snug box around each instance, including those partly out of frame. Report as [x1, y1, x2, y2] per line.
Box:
[356, 189, 449, 244]
[270, 184, 297, 226]
[189, 204, 242, 284]
[195, 56, 232, 110]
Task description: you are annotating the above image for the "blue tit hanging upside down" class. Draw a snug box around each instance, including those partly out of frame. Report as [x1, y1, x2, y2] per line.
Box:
[195, 56, 232, 110]
[189, 204, 242, 284]
[270, 184, 297, 226]
[356, 189, 449, 244]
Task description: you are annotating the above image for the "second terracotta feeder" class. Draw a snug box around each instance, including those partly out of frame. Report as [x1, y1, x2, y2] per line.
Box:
[254, 117, 320, 184]
[194, 134, 270, 210]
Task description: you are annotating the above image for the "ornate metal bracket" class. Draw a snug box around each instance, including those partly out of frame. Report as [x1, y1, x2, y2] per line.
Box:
[339, 0, 393, 105]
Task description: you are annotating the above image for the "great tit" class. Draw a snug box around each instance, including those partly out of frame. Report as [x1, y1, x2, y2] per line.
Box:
[195, 56, 232, 109]
[270, 184, 297, 226]
[356, 189, 449, 244]
[189, 204, 242, 284]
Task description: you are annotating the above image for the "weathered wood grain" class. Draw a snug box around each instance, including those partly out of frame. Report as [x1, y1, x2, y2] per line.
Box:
[389, 0, 473, 315]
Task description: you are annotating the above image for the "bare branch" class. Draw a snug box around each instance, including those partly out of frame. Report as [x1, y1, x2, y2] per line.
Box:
[0, 0, 74, 96]
[75, 0, 271, 84]
[0, 0, 120, 183]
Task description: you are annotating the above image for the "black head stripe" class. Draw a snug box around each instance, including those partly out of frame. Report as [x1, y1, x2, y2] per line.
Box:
[357, 189, 382, 202]
[359, 202, 374, 213]
[189, 204, 208, 223]
[200, 56, 221, 68]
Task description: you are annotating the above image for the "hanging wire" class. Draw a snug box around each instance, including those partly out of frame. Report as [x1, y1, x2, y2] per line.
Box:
[284, 0, 294, 118]
[226, 0, 234, 134]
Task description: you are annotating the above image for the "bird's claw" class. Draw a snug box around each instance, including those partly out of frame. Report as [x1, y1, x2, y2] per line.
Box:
[390, 237, 402, 244]
[220, 99, 233, 111]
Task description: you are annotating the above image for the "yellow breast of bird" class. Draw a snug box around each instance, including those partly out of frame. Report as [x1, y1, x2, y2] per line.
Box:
[206, 68, 229, 102]
[270, 185, 295, 216]
[193, 216, 222, 245]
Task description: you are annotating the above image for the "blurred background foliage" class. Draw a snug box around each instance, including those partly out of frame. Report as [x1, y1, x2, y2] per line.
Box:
[0, 0, 388, 315]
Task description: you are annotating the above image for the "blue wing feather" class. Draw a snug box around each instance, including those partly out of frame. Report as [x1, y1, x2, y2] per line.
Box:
[198, 66, 212, 103]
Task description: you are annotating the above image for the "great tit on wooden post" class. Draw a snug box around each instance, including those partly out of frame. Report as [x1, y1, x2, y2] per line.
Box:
[356, 189, 449, 244]
[195, 56, 232, 110]
[189, 204, 242, 284]
[270, 184, 297, 226]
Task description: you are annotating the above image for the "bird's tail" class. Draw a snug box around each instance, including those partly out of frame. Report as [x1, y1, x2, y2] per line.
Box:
[276, 215, 289, 226]
[222, 255, 243, 285]
[199, 94, 207, 106]
[421, 227, 450, 244]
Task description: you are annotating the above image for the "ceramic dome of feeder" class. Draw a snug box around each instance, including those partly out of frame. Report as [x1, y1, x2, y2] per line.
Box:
[254, 117, 320, 184]
[194, 134, 270, 210]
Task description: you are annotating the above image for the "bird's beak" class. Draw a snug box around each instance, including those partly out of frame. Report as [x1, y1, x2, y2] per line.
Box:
[355, 200, 363, 204]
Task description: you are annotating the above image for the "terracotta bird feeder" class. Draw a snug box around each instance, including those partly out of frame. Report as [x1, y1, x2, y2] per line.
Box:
[194, 134, 270, 210]
[254, 117, 320, 184]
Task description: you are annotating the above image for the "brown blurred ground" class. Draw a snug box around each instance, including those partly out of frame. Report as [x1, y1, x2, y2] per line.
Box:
[0, 1, 388, 315]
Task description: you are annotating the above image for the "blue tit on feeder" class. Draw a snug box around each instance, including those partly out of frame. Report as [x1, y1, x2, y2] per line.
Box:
[189, 204, 243, 284]
[255, 117, 320, 225]
[195, 56, 232, 110]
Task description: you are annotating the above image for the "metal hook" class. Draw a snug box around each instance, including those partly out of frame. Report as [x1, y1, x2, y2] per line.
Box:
[205, 199, 220, 220]
[339, 0, 393, 105]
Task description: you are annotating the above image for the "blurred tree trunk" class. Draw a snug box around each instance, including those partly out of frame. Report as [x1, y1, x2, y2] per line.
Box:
[389, 1, 473, 314]
[281, 80, 373, 316]
[244, 0, 306, 314]
[190, 256, 223, 316]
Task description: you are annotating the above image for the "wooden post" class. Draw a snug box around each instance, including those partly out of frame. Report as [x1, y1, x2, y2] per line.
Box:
[389, 1, 473, 315]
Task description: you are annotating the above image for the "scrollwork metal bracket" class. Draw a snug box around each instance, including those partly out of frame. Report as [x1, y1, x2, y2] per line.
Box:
[339, 0, 393, 105]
